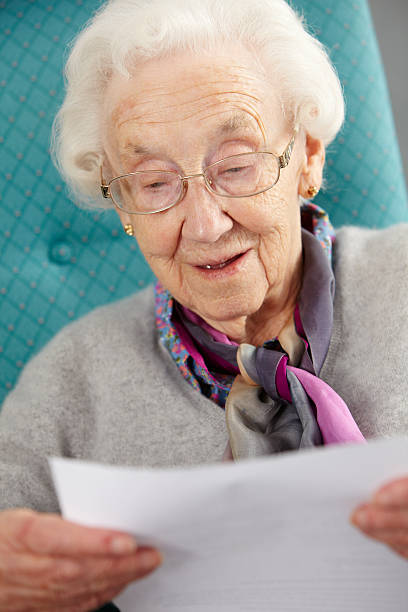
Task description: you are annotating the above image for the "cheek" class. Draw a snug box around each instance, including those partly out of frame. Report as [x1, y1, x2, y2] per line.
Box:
[133, 215, 180, 259]
[239, 188, 301, 281]
[231, 188, 296, 235]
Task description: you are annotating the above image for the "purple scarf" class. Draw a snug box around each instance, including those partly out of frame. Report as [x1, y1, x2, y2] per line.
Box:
[155, 202, 365, 458]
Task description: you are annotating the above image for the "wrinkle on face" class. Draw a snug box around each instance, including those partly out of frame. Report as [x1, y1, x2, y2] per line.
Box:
[102, 46, 305, 342]
[105, 57, 273, 171]
[114, 97, 266, 154]
[109, 63, 268, 122]
[114, 91, 263, 128]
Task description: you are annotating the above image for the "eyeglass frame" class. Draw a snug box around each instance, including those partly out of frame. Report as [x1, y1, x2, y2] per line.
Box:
[100, 131, 297, 215]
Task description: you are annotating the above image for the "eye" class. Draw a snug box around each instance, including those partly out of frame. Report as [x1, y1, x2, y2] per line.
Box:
[223, 165, 248, 174]
[138, 175, 175, 191]
[145, 181, 168, 189]
[219, 162, 255, 180]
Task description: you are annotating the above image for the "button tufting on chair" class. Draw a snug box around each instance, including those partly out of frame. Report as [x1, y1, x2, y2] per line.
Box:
[49, 241, 73, 265]
[0, 0, 407, 406]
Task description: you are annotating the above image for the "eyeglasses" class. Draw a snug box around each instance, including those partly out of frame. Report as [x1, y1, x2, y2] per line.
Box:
[100, 133, 296, 215]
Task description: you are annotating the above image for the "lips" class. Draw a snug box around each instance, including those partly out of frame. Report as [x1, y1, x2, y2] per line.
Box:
[199, 253, 243, 270]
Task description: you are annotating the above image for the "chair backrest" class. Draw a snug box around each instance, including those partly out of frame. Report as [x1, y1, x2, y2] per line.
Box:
[1, 0, 407, 406]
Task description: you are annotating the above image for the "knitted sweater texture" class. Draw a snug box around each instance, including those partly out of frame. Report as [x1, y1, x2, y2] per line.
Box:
[0, 225, 407, 512]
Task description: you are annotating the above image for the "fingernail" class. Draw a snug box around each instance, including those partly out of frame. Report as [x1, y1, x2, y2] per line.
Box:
[139, 550, 163, 570]
[352, 508, 368, 528]
[110, 536, 138, 555]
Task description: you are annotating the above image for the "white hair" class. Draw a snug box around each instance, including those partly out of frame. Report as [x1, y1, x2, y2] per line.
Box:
[51, 0, 345, 209]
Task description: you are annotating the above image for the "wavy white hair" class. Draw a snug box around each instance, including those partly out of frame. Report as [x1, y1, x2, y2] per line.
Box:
[52, 0, 345, 209]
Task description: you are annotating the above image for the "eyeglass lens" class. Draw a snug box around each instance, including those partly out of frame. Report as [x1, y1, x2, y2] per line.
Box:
[110, 153, 280, 213]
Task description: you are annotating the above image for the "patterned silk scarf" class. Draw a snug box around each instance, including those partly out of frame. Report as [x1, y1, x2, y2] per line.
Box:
[155, 202, 365, 459]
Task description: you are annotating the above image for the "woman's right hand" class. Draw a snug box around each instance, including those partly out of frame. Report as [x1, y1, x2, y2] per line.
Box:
[0, 508, 162, 612]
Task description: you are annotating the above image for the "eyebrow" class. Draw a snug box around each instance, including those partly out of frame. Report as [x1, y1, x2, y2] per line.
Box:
[127, 145, 150, 155]
[122, 113, 255, 157]
[217, 113, 254, 134]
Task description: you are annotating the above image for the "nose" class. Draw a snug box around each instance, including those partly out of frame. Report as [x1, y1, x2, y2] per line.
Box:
[180, 177, 233, 243]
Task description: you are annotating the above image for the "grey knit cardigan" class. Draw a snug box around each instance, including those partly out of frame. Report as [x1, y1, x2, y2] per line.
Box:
[0, 225, 407, 512]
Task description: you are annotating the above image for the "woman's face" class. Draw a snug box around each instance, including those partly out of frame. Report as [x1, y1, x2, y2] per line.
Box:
[103, 46, 324, 338]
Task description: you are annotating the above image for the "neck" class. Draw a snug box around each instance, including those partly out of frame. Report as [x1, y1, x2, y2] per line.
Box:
[244, 271, 302, 345]
[203, 252, 303, 346]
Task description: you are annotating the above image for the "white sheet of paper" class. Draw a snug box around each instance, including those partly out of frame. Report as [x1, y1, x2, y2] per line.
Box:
[50, 437, 408, 611]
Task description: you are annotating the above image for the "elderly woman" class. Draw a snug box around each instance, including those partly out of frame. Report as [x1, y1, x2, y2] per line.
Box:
[0, 0, 407, 609]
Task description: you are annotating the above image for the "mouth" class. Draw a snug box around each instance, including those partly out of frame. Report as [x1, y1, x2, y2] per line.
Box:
[198, 252, 243, 270]
[193, 249, 251, 277]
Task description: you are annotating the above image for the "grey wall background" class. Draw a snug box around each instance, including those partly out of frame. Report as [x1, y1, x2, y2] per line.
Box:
[369, 0, 408, 185]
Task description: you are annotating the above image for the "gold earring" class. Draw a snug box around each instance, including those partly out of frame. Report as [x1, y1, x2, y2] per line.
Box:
[307, 186, 319, 198]
[124, 224, 134, 236]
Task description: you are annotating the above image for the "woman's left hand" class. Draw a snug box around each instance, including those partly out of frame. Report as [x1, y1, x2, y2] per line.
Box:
[350, 476, 408, 560]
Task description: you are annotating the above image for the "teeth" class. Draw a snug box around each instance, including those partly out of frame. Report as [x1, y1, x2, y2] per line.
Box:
[205, 262, 227, 270]
[202, 254, 240, 270]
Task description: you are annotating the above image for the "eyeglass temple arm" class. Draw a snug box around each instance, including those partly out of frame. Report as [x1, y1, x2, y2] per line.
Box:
[99, 126, 298, 197]
[100, 167, 110, 199]
[278, 134, 296, 169]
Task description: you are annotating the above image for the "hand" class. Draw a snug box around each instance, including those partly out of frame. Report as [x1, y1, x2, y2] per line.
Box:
[0, 508, 162, 611]
[350, 476, 408, 560]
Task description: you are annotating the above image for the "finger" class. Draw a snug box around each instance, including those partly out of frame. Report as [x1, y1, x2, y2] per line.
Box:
[0, 552, 80, 586]
[47, 547, 162, 598]
[0, 549, 160, 612]
[76, 588, 125, 612]
[47, 551, 161, 612]
[2, 509, 137, 557]
[350, 503, 408, 531]
[357, 527, 408, 548]
[4, 578, 130, 612]
[0, 556, 88, 611]
[372, 477, 408, 508]
[86, 546, 162, 588]
[75, 580, 141, 612]
[392, 547, 408, 560]
[1, 547, 161, 601]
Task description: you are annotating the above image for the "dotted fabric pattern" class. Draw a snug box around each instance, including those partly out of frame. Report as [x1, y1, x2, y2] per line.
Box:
[291, 0, 408, 227]
[0, 0, 407, 406]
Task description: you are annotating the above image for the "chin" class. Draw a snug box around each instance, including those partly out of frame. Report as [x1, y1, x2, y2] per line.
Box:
[197, 292, 264, 324]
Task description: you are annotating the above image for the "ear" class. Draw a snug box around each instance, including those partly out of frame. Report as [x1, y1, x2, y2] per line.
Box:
[297, 133, 325, 198]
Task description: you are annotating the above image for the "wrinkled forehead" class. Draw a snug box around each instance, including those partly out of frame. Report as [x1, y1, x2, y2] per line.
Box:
[103, 48, 285, 143]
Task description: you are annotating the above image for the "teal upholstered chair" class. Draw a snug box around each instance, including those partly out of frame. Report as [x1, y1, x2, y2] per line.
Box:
[1, 0, 407, 407]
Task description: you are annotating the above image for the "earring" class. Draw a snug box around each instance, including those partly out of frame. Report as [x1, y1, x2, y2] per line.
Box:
[307, 186, 319, 198]
[124, 224, 134, 236]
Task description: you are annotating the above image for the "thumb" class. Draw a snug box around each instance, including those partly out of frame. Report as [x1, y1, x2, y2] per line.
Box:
[1, 509, 137, 557]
